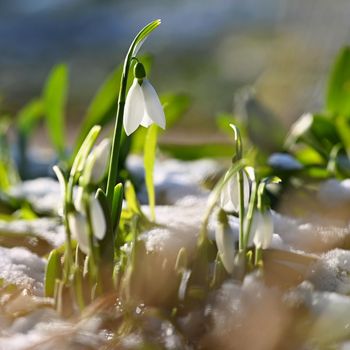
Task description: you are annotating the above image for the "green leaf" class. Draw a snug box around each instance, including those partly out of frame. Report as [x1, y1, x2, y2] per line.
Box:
[45, 249, 62, 298]
[112, 183, 124, 231]
[124, 180, 142, 215]
[144, 125, 158, 221]
[161, 93, 191, 129]
[17, 99, 44, 137]
[70, 125, 101, 179]
[335, 115, 350, 157]
[130, 19, 161, 57]
[43, 64, 68, 157]
[326, 46, 350, 118]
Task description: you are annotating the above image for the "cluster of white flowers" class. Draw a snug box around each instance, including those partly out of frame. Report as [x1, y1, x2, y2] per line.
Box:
[68, 139, 110, 255]
[217, 170, 273, 273]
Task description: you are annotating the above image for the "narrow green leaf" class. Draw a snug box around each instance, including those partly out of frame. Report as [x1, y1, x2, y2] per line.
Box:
[45, 249, 62, 297]
[326, 47, 350, 118]
[70, 125, 101, 178]
[130, 19, 161, 57]
[43, 64, 68, 157]
[335, 115, 350, 157]
[17, 99, 44, 137]
[112, 183, 124, 231]
[144, 124, 158, 221]
[125, 180, 142, 215]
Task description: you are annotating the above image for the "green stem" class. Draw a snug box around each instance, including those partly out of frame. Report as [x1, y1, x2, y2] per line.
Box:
[238, 170, 245, 252]
[105, 20, 161, 206]
[243, 180, 258, 250]
[63, 177, 74, 283]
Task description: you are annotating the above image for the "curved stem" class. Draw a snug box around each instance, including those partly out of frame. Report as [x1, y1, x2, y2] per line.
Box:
[105, 20, 161, 206]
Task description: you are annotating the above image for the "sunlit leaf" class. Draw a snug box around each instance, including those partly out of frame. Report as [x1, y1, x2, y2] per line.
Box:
[43, 64, 68, 157]
[326, 46, 350, 118]
[124, 180, 142, 215]
[144, 125, 158, 221]
[112, 183, 123, 231]
[45, 249, 62, 298]
[161, 93, 191, 128]
[70, 125, 101, 179]
[17, 99, 44, 137]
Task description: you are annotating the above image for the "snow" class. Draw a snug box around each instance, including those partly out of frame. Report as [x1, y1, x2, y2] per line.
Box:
[307, 249, 350, 294]
[318, 179, 350, 206]
[10, 178, 62, 215]
[127, 155, 221, 205]
[4, 156, 350, 347]
[0, 218, 65, 248]
[0, 247, 45, 295]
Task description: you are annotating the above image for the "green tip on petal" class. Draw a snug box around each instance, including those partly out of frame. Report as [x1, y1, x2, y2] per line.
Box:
[134, 62, 146, 80]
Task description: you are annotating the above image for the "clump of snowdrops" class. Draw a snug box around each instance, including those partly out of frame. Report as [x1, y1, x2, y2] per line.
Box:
[44, 19, 165, 313]
[199, 124, 280, 282]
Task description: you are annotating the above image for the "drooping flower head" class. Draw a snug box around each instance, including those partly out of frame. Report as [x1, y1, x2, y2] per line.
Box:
[124, 62, 166, 136]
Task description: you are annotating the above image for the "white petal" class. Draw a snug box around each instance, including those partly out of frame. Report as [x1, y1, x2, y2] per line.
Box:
[252, 210, 273, 249]
[68, 212, 89, 255]
[215, 221, 236, 274]
[89, 138, 111, 183]
[124, 80, 145, 135]
[74, 186, 84, 212]
[141, 79, 166, 129]
[90, 195, 106, 240]
[140, 113, 154, 127]
[220, 171, 250, 212]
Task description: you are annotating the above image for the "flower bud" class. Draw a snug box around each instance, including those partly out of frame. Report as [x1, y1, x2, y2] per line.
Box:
[220, 170, 250, 213]
[215, 209, 236, 274]
[251, 210, 273, 249]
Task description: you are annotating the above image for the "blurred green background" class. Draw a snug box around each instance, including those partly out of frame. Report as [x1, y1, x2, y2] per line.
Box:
[0, 0, 350, 146]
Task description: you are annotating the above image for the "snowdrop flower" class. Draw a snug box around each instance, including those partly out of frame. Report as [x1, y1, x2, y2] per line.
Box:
[250, 210, 273, 249]
[215, 210, 236, 273]
[220, 170, 250, 213]
[84, 138, 111, 184]
[123, 62, 165, 136]
[69, 193, 106, 255]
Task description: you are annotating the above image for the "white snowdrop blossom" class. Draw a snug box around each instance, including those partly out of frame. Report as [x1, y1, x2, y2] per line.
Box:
[68, 211, 89, 255]
[215, 220, 236, 274]
[123, 78, 166, 136]
[250, 210, 273, 249]
[220, 171, 250, 213]
[69, 193, 106, 255]
[85, 138, 111, 184]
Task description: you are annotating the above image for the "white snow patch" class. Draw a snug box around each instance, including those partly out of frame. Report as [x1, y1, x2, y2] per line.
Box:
[0, 247, 45, 295]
